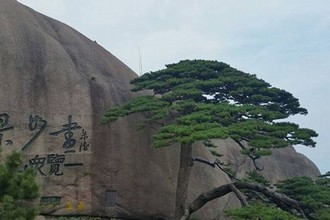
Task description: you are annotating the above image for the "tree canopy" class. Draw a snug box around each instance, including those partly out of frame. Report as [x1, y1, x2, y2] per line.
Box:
[103, 59, 317, 156]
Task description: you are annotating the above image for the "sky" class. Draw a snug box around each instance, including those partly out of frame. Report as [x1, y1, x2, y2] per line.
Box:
[18, 0, 330, 173]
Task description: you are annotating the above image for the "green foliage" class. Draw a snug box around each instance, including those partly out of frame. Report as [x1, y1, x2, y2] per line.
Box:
[276, 176, 330, 218]
[225, 203, 299, 220]
[103, 60, 317, 154]
[57, 217, 101, 220]
[244, 170, 271, 186]
[317, 208, 330, 220]
[0, 149, 39, 220]
[209, 150, 223, 157]
[223, 167, 236, 178]
[240, 171, 272, 205]
[102, 96, 169, 124]
[231, 174, 330, 219]
[131, 60, 307, 116]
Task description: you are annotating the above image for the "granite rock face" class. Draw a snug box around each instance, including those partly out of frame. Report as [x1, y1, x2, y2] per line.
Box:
[0, 1, 320, 219]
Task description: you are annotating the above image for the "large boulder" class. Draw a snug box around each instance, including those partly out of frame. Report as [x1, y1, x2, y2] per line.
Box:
[0, 0, 320, 219]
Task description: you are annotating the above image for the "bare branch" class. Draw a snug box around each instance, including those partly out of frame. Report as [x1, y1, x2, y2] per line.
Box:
[234, 138, 247, 149]
[192, 156, 239, 181]
[192, 156, 216, 167]
[215, 158, 231, 167]
[214, 162, 240, 181]
[247, 190, 269, 203]
[318, 171, 330, 178]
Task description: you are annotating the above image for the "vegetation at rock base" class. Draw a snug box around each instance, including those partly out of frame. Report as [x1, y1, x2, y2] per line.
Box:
[0, 148, 39, 220]
[103, 60, 318, 219]
[225, 203, 299, 220]
[276, 175, 330, 219]
[224, 172, 330, 219]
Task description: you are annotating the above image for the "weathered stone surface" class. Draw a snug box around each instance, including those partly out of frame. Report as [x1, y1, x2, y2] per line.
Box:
[0, 1, 320, 219]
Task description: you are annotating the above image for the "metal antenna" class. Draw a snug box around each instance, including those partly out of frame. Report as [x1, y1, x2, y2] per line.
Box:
[138, 47, 143, 75]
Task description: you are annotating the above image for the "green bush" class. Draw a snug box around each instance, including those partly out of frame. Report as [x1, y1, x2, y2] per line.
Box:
[0, 149, 39, 220]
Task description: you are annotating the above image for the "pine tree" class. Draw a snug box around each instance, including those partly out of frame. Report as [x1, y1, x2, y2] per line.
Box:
[0, 149, 39, 220]
[103, 60, 317, 219]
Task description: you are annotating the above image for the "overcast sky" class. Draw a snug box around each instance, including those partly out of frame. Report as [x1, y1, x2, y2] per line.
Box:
[18, 0, 330, 173]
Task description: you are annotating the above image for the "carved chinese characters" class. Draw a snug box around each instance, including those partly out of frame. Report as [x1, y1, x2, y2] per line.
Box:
[0, 113, 90, 177]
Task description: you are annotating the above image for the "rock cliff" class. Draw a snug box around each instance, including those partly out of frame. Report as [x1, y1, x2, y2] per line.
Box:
[0, 0, 320, 219]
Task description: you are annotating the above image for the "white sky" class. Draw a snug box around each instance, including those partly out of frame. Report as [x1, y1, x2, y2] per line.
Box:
[18, 0, 330, 173]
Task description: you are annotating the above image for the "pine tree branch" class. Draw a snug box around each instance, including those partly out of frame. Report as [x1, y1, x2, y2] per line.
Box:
[233, 139, 264, 171]
[180, 183, 233, 220]
[228, 184, 249, 207]
[234, 138, 247, 149]
[192, 156, 239, 181]
[214, 161, 240, 181]
[192, 156, 216, 167]
[181, 182, 309, 220]
[318, 171, 330, 178]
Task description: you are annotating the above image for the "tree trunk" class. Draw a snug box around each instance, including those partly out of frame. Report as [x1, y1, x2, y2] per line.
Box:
[175, 143, 193, 220]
